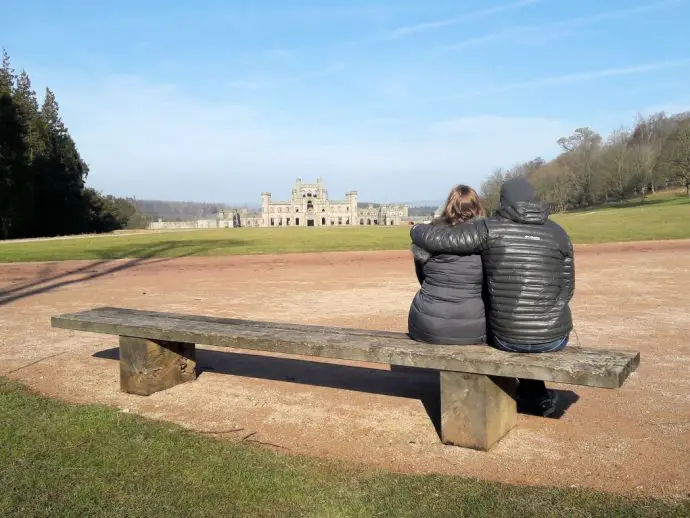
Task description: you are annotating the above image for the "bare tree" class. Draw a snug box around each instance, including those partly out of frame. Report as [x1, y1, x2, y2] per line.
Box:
[557, 127, 603, 207]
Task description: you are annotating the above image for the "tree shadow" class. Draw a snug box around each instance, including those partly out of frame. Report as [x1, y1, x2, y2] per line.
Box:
[0, 239, 249, 307]
[93, 347, 580, 440]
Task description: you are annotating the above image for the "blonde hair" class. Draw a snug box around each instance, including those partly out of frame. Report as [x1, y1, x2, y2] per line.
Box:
[435, 185, 485, 226]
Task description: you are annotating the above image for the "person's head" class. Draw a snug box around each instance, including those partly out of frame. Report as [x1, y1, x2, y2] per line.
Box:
[437, 185, 485, 225]
[499, 177, 535, 208]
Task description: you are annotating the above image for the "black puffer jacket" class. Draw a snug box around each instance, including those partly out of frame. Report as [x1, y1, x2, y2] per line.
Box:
[410, 178, 574, 345]
[408, 227, 486, 345]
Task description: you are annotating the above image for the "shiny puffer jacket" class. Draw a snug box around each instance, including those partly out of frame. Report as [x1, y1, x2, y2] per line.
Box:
[410, 200, 574, 345]
[408, 231, 486, 345]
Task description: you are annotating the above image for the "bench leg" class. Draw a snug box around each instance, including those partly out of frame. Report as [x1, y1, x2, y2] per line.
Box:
[119, 336, 197, 396]
[440, 371, 517, 451]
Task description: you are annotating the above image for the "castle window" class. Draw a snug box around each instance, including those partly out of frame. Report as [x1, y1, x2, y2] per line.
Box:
[296, 218, 300, 225]
[367, 219, 371, 225]
[270, 218, 275, 226]
[287, 217, 291, 226]
[321, 217, 326, 225]
[374, 219, 378, 225]
[360, 219, 364, 225]
[346, 219, 349, 225]
[296, 208, 299, 212]
[338, 217, 342, 225]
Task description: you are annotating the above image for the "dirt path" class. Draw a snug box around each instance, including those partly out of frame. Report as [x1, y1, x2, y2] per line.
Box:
[1, 242, 689, 500]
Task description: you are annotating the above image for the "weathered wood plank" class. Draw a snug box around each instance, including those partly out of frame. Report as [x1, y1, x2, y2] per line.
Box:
[51, 307, 640, 389]
[440, 372, 517, 450]
[119, 336, 197, 396]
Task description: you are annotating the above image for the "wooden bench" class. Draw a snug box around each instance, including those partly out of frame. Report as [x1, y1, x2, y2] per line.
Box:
[51, 307, 640, 451]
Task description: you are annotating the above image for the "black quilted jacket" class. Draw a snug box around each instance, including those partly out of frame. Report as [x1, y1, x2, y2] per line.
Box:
[410, 190, 574, 345]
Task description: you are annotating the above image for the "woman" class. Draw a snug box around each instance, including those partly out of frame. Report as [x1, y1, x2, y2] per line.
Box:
[407, 185, 486, 345]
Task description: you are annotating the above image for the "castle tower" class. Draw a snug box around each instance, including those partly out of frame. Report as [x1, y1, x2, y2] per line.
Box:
[261, 192, 271, 227]
[346, 190, 358, 225]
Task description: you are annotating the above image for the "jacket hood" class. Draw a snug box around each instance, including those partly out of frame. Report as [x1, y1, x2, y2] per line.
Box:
[496, 178, 549, 225]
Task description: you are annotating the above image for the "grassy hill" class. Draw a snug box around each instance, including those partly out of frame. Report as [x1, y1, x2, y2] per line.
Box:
[0, 194, 688, 263]
[552, 193, 690, 243]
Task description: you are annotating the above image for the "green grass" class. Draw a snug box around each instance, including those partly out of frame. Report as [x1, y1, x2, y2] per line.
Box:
[0, 226, 410, 263]
[0, 195, 689, 263]
[1, 378, 686, 518]
[552, 194, 690, 244]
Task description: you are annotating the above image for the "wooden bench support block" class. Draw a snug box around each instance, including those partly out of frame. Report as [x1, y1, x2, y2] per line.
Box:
[119, 336, 197, 396]
[440, 371, 517, 451]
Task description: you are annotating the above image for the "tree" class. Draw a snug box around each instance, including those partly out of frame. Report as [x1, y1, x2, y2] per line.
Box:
[479, 168, 506, 215]
[557, 127, 603, 207]
[0, 48, 14, 95]
[530, 160, 575, 213]
[628, 112, 679, 192]
[626, 144, 656, 202]
[655, 120, 690, 196]
[599, 128, 631, 202]
[0, 92, 30, 238]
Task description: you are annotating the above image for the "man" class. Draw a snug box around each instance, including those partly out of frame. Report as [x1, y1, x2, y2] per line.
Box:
[410, 177, 575, 417]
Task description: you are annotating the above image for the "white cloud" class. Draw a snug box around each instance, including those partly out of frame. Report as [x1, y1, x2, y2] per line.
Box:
[385, 0, 542, 40]
[443, 0, 683, 51]
[450, 58, 690, 100]
[36, 73, 572, 203]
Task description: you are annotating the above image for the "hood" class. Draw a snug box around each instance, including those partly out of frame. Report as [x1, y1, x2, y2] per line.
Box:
[496, 177, 549, 225]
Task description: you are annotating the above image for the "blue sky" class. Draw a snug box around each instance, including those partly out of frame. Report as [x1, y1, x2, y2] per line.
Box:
[3, 0, 690, 205]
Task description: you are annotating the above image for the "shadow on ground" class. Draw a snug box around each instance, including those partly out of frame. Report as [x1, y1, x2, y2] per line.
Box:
[93, 347, 579, 439]
[0, 239, 249, 307]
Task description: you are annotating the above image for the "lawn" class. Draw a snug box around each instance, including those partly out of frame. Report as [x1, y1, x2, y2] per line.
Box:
[0, 195, 688, 263]
[1, 378, 686, 518]
[552, 195, 690, 244]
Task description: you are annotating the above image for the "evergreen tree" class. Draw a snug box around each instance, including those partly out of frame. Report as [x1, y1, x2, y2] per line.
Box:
[0, 91, 30, 238]
[0, 51, 33, 238]
[0, 48, 14, 94]
[32, 87, 90, 236]
[0, 49, 137, 238]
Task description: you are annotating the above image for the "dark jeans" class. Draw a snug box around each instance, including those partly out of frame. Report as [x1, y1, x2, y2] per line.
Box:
[492, 335, 569, 353]
[492, 335, 569, 400]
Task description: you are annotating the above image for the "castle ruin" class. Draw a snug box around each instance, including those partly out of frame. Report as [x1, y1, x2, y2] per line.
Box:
[149, 178, 409, 229]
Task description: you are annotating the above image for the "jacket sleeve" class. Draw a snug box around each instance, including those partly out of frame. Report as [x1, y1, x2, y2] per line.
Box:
[409, 219, 490, 255]
[563, 238, 575, 301]
[413, 258, 425, 285]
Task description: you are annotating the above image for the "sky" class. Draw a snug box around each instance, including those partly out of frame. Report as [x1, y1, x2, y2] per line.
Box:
[2, 0, 690, 205]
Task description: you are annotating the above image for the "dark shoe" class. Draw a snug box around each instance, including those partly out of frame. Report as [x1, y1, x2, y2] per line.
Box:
[518, 391, 559, 417]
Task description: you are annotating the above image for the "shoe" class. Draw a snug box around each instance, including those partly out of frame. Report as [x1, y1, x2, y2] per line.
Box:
[518, 391, 558, 417]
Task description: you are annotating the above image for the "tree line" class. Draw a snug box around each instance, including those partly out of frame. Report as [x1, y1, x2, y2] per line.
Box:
[480, 111, 690, 214]
[0, 49, 148, 240]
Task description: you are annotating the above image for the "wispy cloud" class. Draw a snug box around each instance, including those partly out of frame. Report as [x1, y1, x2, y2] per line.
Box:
[227, 63, 345, 90]
[451, 58, 690, 99]
[444, 0, 683, 51]
[385, 0, 542, 40]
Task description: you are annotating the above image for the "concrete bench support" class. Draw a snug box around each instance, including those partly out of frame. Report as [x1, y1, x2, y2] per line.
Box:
[441, 372, 517, 450]
[119, 336, 196, 396]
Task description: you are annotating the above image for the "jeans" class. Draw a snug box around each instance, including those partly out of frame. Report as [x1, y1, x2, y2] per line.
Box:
[492, 335, 569, 354]
[492, 334, 570, 402]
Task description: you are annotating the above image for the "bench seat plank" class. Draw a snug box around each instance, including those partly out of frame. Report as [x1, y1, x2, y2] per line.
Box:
[51, 307, 639, 389]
